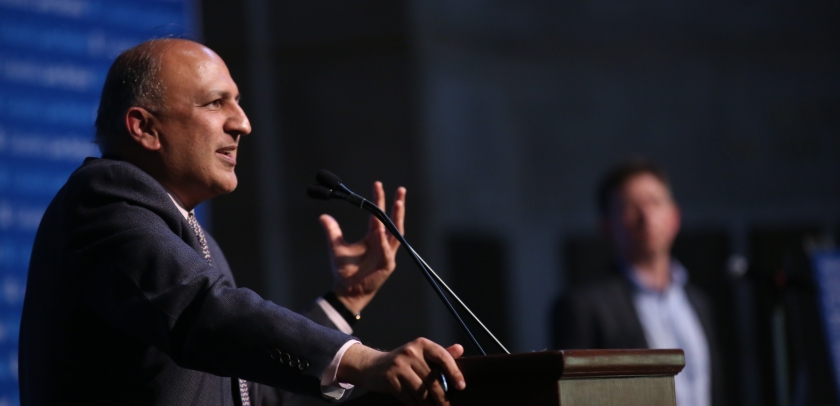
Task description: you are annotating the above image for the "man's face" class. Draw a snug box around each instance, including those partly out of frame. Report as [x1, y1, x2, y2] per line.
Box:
[152, 41, 251, 208]
[605, 173, 681, 262]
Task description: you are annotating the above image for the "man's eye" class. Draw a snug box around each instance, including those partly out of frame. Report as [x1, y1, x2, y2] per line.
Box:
[208, 99, 222, 107]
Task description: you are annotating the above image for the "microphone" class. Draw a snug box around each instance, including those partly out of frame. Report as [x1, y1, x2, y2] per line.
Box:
[308, 170, 510, 356]
[314, 170, 341, 189]
[307, 184, 351, 202]
[306, 185, 334, 200]
[315, 170, 365, 207]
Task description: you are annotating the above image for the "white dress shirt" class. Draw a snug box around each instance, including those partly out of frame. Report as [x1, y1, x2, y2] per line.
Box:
[626, 262, 711, 406]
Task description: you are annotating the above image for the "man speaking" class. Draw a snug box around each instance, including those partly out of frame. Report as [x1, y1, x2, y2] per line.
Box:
[19, 38, 464, 405]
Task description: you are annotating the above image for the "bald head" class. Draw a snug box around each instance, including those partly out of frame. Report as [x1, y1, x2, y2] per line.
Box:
[94, 38, 200, 154]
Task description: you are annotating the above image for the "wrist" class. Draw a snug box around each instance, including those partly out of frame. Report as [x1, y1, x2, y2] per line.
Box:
[336, 343, 380, 385]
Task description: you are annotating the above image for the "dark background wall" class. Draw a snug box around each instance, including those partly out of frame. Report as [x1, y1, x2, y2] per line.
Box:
[202, 1, 840, 405]
[203, 0, 433, 354]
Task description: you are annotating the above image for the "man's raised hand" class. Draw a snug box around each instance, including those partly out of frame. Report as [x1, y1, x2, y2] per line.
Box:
[319, 181, 406, 314]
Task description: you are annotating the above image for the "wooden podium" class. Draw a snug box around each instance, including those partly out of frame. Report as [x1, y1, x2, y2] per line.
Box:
[345, 349, 685, 405]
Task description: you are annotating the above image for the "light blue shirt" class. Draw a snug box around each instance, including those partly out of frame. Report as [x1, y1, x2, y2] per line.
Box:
[625, 261, 711, 406]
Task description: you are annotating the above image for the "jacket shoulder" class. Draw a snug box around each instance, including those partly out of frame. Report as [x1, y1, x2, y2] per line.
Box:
[65, 158, 177, 217]
[38, 158, 187, 249]
[70, 158, 161, 192]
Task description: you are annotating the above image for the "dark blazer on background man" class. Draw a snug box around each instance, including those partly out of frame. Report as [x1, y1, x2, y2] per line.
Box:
[551, 274, 725, 406]
[19, 158, 351, 406]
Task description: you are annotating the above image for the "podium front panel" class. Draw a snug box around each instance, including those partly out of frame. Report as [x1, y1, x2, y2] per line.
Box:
[559, 376, 676, 405]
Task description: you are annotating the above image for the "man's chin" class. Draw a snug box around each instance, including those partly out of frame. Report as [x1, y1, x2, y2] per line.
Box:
[212, 176, 238, 196]
[219, 184, 238, 195]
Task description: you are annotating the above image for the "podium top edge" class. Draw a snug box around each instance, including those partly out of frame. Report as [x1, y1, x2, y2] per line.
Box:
[456, 349, 685, 382]
[560, 349, 685, 377]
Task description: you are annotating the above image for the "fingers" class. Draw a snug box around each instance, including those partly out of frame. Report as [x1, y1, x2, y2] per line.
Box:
[421, 368, 449, 406]
[367, 182, 387, 236]
[318, 214, 347, 249]
[367, 182, 408, 250]
[389, 187, 407, 246]
[400, 343, 450, 406]
[445, 344, 464, 359]
[373, 181, 386, 209]
[410, 339, 463, 405]
[422, 341, 466, 392]
[398, 372, 429, 406]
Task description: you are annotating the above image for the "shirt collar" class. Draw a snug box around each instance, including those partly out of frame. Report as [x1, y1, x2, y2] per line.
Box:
[621, 258, 689, 293]
[163, 188, 192, 220]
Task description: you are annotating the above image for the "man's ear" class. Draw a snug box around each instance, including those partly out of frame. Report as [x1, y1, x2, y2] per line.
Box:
[671, 204, 682, 235]
[125, 107, 161, 151]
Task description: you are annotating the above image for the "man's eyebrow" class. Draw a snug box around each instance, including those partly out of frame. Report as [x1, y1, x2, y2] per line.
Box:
[207, 90, 238, 100]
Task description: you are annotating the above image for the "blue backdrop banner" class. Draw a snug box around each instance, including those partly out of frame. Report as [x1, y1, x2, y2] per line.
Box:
[0, 1, 197, 403]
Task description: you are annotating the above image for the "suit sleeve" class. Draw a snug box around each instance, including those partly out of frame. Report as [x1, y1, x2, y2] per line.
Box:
[68, 163, 352, 397]
[246, 302, 343, 406]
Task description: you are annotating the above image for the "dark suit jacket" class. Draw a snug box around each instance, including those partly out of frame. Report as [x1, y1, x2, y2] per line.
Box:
[19, 158, 352, 405]
[551, 275, 725, 406]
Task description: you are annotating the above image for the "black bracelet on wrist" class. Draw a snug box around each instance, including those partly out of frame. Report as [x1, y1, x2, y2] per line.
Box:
[323, 291, 360, 326]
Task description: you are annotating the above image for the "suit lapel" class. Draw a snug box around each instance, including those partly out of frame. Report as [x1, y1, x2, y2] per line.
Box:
[612, 277, 650, 348]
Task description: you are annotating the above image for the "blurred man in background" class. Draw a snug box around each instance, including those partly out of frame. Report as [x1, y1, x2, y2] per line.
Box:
[551, 160, 723, 406]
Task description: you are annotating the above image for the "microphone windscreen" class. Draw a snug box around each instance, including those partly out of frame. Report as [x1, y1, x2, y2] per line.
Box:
[307, 185, 333, 200]
[316, 169, 342, 188]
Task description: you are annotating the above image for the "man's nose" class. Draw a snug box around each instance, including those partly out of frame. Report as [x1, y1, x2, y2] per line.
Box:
[227, 104, 252, 137]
